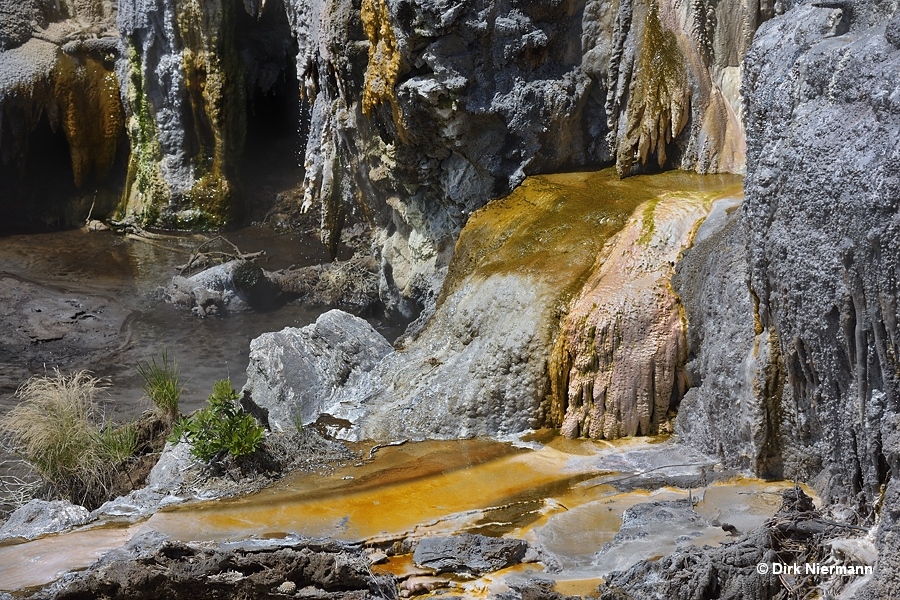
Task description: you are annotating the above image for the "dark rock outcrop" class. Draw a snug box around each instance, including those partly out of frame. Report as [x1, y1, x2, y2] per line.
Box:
[413, 533, 528, 575]
[0, 0, 125, 230]
[670, 1, 899, 595]
[742, 0, 899, 508]
[24, 532, 394, 600]
[672, 199, 775, 472]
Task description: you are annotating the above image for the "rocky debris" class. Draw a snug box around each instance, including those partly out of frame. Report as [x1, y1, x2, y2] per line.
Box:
[22, 531, 395, 600]
[165, 255, 381, 316]
[596, 488, 873, 599]
[493, 579, 584, 600]
[244, 310, 393, 432]
[412, 534, 528, 575]
[269, 255, 381, 312]
[0, 499, 90, 541]
[91, 425, 357, 522]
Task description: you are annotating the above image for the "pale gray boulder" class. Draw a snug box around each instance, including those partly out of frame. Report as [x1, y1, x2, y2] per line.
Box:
[243, 309, 394, 432]
[0, 499, 90, 541]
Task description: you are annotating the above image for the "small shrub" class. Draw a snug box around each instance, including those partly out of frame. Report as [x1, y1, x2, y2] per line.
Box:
[172, 379, 264, 462]
[0, 370, 137, 507]
[138, 351, 181, 423]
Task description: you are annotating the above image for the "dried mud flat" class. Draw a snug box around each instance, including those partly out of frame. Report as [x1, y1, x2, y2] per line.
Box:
[0, 272, 132, 391]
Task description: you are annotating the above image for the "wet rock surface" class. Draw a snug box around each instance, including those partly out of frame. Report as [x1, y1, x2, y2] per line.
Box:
[413, 533, 528, 575]
[23, 532, 394, 600]
[0, 499, 90, 541]
[548, 178, 739, 441]
[596, 488, 873, 600]
[672, 199, 771, 473]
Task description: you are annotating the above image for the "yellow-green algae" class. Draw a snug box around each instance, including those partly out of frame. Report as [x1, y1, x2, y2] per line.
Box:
[546, 170, 743, 437]
[616, 0, 690, 176]
[119, 0, 245, 228]
[118, 41, 170, 222]
[360, 0, 408, 141]
[442, 169, 738, 308]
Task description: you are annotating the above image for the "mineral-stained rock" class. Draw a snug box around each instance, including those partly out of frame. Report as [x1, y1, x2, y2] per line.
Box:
[244, 309, 394, 432]
[413, 533, 528, 575]
[249, 170, 738, 442]
[665, 1, 900, 594]
[286, 0, 763, 314]
[548, 175, 741, 440]
[0, 499, 90, 541]
[0, 0, 124, 229]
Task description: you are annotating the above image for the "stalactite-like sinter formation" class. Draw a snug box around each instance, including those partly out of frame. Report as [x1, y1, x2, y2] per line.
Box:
[116, 0, 246, 228]
[0, 0, 124, 228]
[287, 0, 765, 315]
[547, 175, 741, 440]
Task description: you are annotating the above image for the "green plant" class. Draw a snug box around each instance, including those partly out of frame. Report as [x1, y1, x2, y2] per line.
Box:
[0, 370, 137, 507]
[137, 350, 181, 423]
[99, 422, 138, 464]
[172, 379, 264, 462]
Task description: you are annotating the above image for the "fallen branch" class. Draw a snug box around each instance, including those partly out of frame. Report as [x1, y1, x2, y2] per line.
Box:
[177, 236, 266, 276]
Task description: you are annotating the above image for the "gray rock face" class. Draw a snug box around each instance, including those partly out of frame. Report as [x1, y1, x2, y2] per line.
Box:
[321, 274, 553, 441]
[0, 499, 90, 541]
[286, 0, 761, 315]
[740, 1, 900, 508]
[672, 200, 779, 474]
[0, 0, 43, 51]
[671, 3, 900, 594]
[244, 309, 394, 431]
[413, 533, 528, 575]
[92, 441, 194, 520]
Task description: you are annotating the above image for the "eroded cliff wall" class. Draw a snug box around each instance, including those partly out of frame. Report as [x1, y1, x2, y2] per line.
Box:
[673, 5, 900, 583]
[0, 0, 125, 228]
[286, 0, 762, 314]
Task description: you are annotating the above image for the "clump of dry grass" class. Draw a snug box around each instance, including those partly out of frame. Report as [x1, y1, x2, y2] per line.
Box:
[137, 350, 181, 424]
[0, 370, 136, 508]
